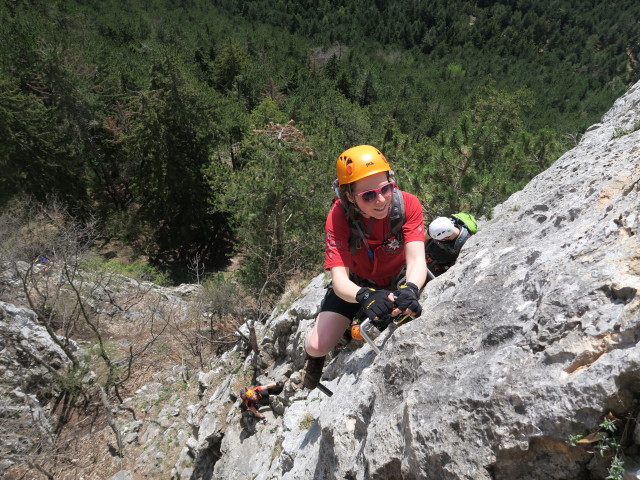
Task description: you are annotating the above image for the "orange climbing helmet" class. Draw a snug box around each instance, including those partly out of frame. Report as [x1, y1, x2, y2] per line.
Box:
[351, 324, 363, 341]
[336, 145, 390, 185]
[244, 388, 256, 399]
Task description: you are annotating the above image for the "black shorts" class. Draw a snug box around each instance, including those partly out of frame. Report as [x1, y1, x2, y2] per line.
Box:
[265, 384, 283, 396]
[320, 285, 361, 320]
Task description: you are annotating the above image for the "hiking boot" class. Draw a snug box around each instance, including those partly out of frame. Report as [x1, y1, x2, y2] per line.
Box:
[303, 355, 326, 390]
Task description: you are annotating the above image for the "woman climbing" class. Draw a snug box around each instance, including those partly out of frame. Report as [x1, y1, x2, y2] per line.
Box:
[303, 145, 427, 389]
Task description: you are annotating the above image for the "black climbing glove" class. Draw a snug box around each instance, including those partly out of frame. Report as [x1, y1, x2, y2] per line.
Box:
[260, 418, 268, 425]
[356, 287, 394, 321]
[393, 282, 422, 317]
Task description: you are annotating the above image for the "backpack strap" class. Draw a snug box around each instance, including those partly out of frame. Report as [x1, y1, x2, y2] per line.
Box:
[452, 227, 472, 254]
[388, 188, 405, 243]
[339, 200, 374, 257]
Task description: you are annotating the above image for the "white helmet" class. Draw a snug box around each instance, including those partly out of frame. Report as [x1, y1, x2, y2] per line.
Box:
[429, 217, 455, 240]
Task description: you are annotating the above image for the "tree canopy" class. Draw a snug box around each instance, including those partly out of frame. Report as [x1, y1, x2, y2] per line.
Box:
[1, 0, 638, 291]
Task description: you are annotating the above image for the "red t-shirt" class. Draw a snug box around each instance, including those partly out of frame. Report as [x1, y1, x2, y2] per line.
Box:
[324, 190, 424, 287]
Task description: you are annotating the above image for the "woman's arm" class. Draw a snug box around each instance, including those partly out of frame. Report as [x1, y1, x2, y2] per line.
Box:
[329, 266, 361, 303]
[404, 240, 427, 290]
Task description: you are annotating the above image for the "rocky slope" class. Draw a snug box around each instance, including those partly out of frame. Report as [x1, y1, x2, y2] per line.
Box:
[171, 80, 640, 480]
[0, 263, 202, 479]
[2, 80, 639, 480]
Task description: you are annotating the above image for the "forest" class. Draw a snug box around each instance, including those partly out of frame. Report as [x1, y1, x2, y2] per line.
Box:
[1, 0, 639, 295]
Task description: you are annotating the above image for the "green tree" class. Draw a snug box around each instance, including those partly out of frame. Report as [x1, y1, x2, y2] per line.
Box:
[216, 120, 330, 295]
[323, 53, 340, 81]
[119, 53, 231, 268]
[0, 36, 96, 210]
[0, 80, 59, 206]
[249, 97, 289, 129]
[407, 85, 552, 217]
[213, 38, 249, 92]
[358, 70, 378, 106]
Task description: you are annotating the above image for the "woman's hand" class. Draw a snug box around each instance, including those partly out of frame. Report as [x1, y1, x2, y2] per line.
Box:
[392, 282, 422, 317]
[355, 287, 394, 321]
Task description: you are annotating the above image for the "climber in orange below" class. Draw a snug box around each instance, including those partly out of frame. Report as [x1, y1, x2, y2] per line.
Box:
[239, 379, 287, 424]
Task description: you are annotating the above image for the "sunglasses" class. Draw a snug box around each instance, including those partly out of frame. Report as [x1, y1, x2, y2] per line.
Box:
[355, 181, 396, 203]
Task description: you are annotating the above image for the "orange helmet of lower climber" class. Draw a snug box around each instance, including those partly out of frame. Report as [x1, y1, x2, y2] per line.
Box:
[351, 324, 363, 341]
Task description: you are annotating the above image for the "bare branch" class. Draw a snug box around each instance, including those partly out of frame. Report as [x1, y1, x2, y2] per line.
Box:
[97, 384, 123, 458]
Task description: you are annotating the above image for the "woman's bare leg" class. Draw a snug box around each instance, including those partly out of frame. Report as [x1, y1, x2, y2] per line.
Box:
[305, 311, 351, 357]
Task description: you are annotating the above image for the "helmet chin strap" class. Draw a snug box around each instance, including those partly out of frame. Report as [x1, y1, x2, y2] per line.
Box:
[352, 202, 365, 216]
[334, 179, 364, 215]
[346, 184, 366, 215]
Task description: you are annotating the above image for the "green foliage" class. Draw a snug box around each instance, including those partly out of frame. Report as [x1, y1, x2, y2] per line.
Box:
[567, 433, 585, 447]
[56, 362, 90, 399]
[566, 415, 628, 480]
[613, 121, 640, 138]
[249, 98, 289, 130]
[607, 455, 625, 480]
[404, 84, 556, 217]
[0, 0, 637, 286]
[80, 252, 169, 284]
[112, 50, 234, 268]
[106, 259, 169, 285]
[597, 424, 625, 480]
[0, 77, 87, 208]
[601, 418, 618, 434]
[213, 38, 250, 92]
[215, 121, 330, 294]
[198, 275, 241, 317]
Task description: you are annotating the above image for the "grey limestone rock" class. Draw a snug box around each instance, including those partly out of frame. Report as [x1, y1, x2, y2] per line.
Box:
[0, 301, 75, 474]
[181, 80, 640, 480]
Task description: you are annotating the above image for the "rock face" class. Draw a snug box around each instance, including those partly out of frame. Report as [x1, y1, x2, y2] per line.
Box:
[0, 301, 74, 472]
[5, 81, 634, 479]
[178, 80, 640, 480]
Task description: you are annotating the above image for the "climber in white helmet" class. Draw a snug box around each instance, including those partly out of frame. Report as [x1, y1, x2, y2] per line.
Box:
[425, 213, 478, 277]
[428, 217, 457, 240]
